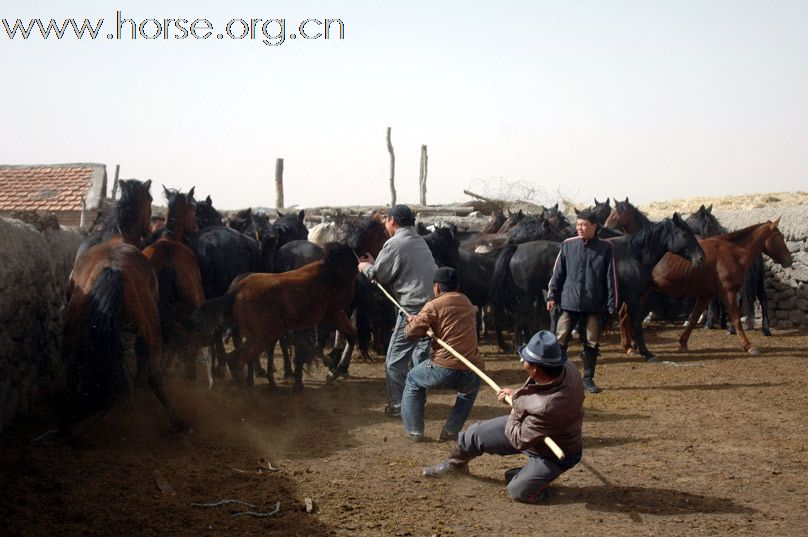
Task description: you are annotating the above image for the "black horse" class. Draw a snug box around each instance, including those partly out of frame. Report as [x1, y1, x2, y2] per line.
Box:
[490, 240, 561, 349]
[613, 214, 705, 360]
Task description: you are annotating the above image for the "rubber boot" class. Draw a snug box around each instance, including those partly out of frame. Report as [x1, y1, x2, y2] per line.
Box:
[581, 347, 602, 394]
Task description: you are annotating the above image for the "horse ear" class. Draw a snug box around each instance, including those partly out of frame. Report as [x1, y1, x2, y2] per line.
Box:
[772, 216, 781, 229]
[188, 186, 195, 199]
[698, 204, 706, 212]
[706, 204, 713, 213]
[605, 197, 610, 206]
[163, 185, 170, 199]
[574, 207, 580, 216]
[298, 210, 305, 223]
[277, 209, 285, 217]
[672, 212, 681, 223]
[205, 195, 212, 205]
[143, 179, 152, 191]
[594, 198, 599, 205]
[625, 197, 629, 204]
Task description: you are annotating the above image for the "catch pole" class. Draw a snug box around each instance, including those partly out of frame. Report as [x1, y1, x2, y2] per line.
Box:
[371, 279, 565, 460]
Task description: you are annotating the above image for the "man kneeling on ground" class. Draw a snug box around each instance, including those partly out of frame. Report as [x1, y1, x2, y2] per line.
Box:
[421, 330, 584, 503]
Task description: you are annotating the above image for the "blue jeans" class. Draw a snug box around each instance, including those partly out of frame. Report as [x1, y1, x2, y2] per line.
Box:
[386, 311, 431, 408]
[458, 415, 582, 503]
[401, 360, 480, 436]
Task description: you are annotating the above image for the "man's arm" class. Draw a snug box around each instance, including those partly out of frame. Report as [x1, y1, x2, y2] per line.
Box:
[363, 241, 398, 286]
[605, 244, 618, 314]
[404, 301, 436, 340]
[547, 244, 567, 304]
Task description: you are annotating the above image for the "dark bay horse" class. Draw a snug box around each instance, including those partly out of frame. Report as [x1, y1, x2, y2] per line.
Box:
[605, 197, 652, 234]
[650, 220, 792, 355]
[142, 187, 206, 378]
[611, 214, 705, 360]
[61, 179, 187, 434]
[199, 242, 358, 392]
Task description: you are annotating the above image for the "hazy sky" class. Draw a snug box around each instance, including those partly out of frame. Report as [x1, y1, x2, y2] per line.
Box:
[2, 1, 807, 209]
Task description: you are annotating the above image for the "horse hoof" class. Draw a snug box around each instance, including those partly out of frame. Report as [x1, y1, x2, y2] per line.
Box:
[748, 347, 761, 356]
[761, 329, 772, 337]
[626, 348, 635, 355]
[678, 345, 689, 353]
[645, 356, 659, 363]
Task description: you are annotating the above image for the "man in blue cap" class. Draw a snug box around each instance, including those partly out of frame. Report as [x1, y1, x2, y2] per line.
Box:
[421, 330, 584, 504]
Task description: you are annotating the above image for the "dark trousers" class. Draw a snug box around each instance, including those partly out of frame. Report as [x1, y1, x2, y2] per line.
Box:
[456, 415, 581, 503]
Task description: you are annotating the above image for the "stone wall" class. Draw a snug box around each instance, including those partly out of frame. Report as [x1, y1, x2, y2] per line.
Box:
[0, 218, 82, 433]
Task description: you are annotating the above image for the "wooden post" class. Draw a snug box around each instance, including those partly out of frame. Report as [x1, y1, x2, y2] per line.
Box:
[110, 164, 120, 199]
[275, 158, 284, 209]
[79, 196, 87, 231]
[419, 144, 428, 206]
[387, 127, 396, 206]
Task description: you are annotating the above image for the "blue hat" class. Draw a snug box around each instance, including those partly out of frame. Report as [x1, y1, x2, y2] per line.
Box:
[517, 330, 567, 367]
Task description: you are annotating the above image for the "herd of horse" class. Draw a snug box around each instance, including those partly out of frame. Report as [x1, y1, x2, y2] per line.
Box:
[58, 183, 793, 434]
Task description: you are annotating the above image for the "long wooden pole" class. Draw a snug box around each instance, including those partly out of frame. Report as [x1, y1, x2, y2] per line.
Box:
[275, 158, 284, 209]
[370, 279, 565, 460]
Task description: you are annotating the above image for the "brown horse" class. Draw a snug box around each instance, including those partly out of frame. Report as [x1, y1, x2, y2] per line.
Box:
[142, 187, 206, 378]
[199, 242, 359, 392]
[61, 179, 187, 434]
[649, 219, 792, 355]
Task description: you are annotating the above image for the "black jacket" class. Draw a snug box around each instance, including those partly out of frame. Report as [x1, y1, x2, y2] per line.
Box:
[547, 236, 617, 314]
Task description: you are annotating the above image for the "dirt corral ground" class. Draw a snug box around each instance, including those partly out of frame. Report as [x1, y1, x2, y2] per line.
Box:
[1, 324, 807, 537]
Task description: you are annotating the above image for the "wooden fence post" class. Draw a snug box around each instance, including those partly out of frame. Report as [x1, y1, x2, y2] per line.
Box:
[387, 127, 396, 206]
[275, 158, 284, 209]
[110, 164, 120, 199]
[419, 144, 428, 206]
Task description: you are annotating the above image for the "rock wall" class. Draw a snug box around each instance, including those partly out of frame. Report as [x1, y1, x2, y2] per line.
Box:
[0, 218, 82, 433]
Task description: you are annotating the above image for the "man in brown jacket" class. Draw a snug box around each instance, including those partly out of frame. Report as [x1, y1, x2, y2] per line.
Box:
[401, 267, 484, 442]
[422, 330, 584, 503]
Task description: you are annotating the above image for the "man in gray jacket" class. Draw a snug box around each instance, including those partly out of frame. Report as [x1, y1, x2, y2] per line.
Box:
[421, 330, 584, 504]
[358, 204, 438, 417]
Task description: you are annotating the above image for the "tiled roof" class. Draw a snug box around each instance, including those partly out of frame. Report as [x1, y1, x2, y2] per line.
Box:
[0, 163, 106, 212]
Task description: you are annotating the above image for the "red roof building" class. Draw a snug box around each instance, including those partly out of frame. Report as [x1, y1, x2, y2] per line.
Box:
[0, 163, 107, 228]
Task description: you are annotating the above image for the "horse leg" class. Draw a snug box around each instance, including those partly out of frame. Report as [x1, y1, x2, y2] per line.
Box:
[629, 300, 657, 362]
[292, 330, 316, 394]
[135, 331, 188, 431]
[618, 303, 634, 354]
[281, 333, 294, 379]
[679, 297, 710, 352]
[758, 273, 771, 336]
[721, 291, 759, 355]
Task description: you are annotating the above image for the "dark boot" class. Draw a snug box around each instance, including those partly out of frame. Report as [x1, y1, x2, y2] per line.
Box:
[422, 445, 472, 477]
[581, 347, 602, 394]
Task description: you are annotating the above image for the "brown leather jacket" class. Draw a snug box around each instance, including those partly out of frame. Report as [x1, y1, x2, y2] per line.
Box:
[403, 291, 484, 371]
[505, 362, 584, 458]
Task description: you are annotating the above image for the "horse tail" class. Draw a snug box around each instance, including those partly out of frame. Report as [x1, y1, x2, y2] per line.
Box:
[60, 266, 127, 432]
[157, 266, 178, 337]
[490, 241, 518, 314]
[194, 292, 235, 334]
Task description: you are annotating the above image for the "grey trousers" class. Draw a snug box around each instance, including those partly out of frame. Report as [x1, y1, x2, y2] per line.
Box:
[457, 415, 582, 503]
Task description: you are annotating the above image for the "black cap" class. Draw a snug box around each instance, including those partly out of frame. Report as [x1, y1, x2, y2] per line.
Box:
[388, 204, 415, 226]
[517, 330, 567, 367]
[433, 266, 458, 286]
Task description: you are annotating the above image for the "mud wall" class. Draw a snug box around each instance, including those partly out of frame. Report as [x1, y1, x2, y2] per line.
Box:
[0, 218, 82, 433]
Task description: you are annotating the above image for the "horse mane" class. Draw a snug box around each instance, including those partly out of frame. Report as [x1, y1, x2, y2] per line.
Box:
[715, 222, 768, 242]
[89, 180, 149, 241]
[625, 217, 673, 252]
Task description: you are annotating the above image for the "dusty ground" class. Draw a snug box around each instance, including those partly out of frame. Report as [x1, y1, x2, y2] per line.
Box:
[2, 323, 807, 537]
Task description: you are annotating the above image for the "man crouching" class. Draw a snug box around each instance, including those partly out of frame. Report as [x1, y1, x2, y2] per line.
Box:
[421, 330, 584, 503]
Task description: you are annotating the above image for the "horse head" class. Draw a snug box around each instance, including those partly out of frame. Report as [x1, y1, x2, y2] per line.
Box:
[273, 210, 309, 246]
[196, 195, 224, 228]
[163, 186, 198, 239]
[685, 204, 725, 238]
[323, 242, 359, 287]
[605, 199, 650, 234]
[669, 212, 705, 267]
[763, 218, 792, 268]
[115, 179, 153, 244]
